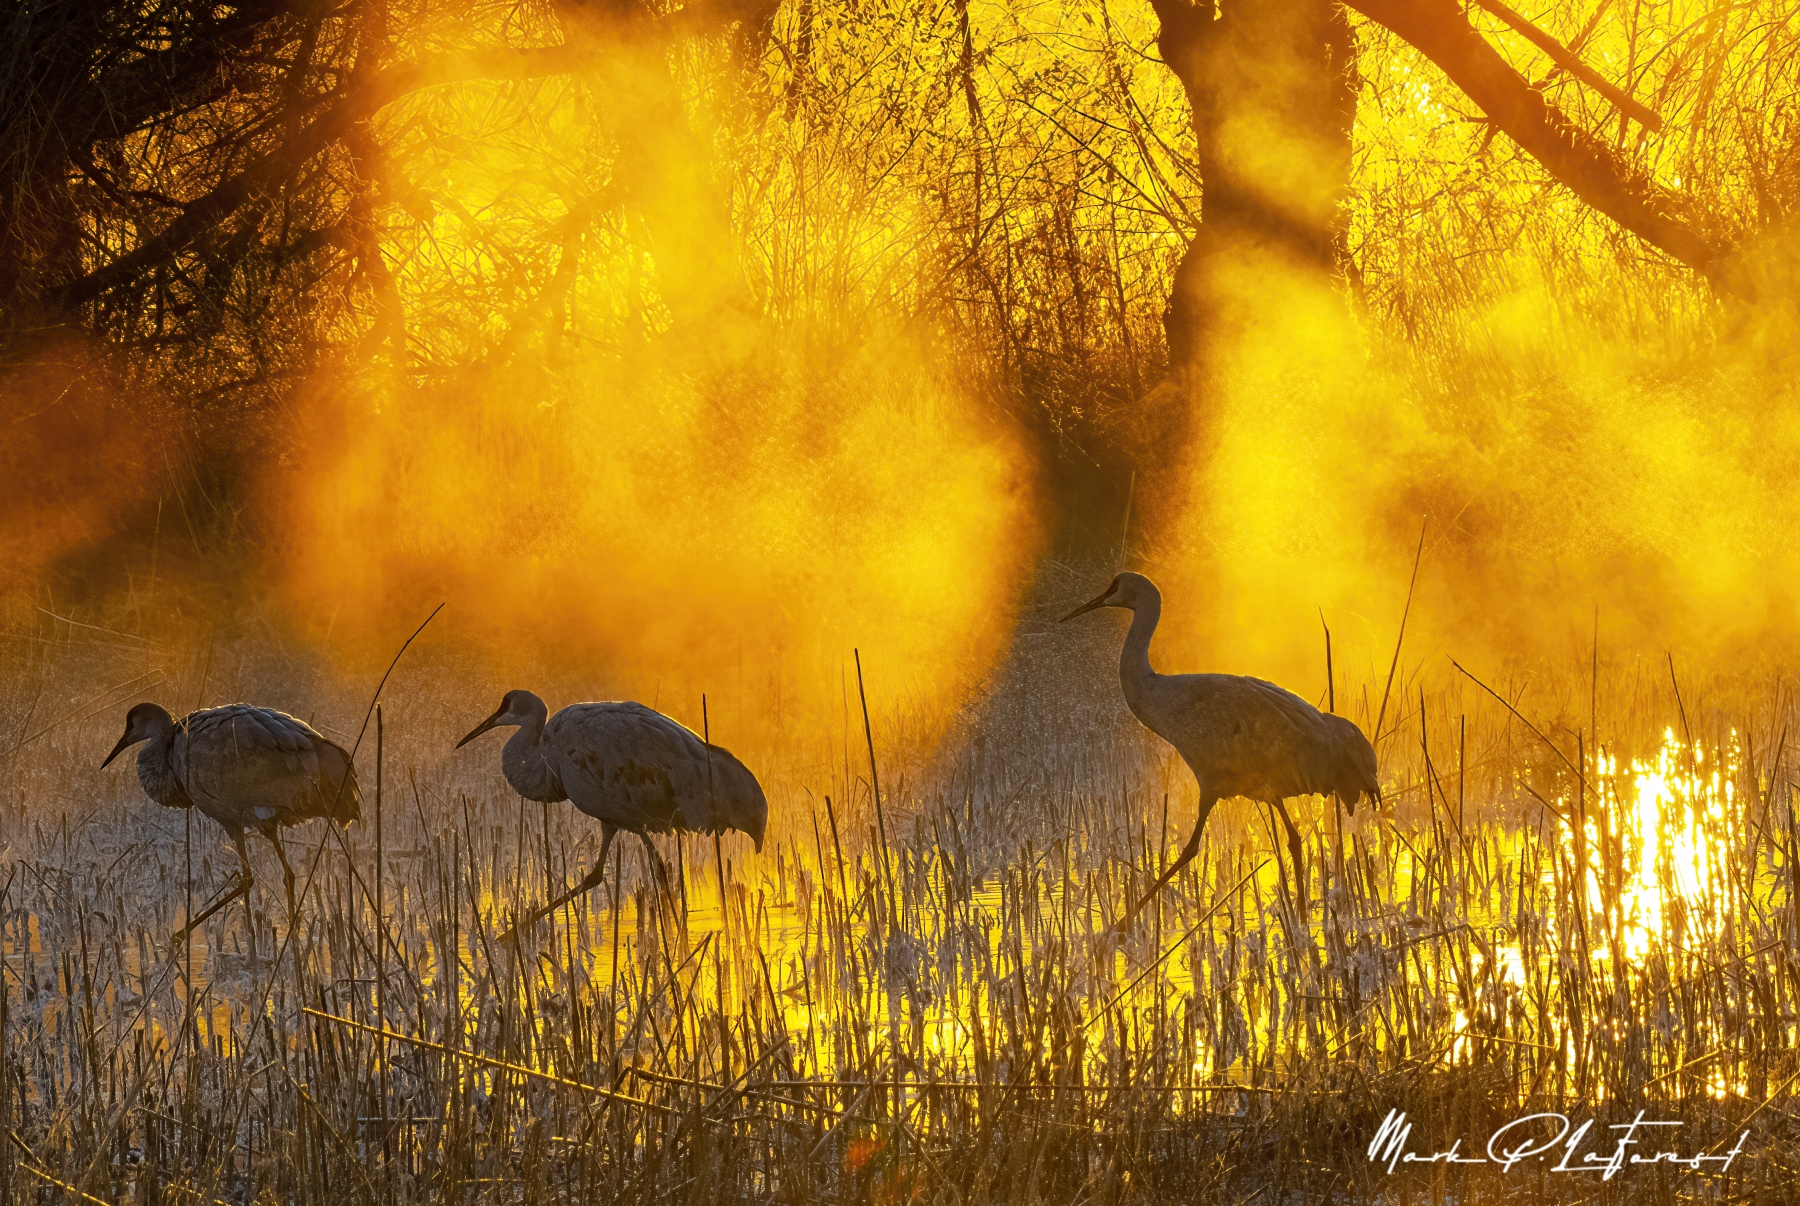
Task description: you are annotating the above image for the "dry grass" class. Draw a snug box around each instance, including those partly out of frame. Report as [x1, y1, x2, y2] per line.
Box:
[1, 577, 1796, 1206]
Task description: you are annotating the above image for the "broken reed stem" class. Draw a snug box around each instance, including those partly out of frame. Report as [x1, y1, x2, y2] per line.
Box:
[375, 703, 391, 1201]
[1670, 651, 1699, 780]
[303, 1009, 671, 1113]
[1320, 609, 1334, 714]
[1374, 517, 1426, 745]
[853, 649, 895, 911]
[704, 692, 730, 1079]
[852, 647, 903, 1156]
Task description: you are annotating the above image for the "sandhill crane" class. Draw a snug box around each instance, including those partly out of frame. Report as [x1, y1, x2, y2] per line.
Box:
[455, 690, 767, 937]
[1062, 572, 1379, 924]
[103, 702, 361, 933]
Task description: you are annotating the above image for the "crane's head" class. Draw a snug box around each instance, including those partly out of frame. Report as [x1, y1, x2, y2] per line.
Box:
[1059, 571, 1157, 621]
[455, 689, 544, 748]
[102, 702, 175, 768]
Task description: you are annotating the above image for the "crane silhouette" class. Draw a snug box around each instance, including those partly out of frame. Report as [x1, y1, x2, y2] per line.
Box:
[1062, 572, 1379, 925]
[103, 702, 361, 934]
[455, 690, 767, 938]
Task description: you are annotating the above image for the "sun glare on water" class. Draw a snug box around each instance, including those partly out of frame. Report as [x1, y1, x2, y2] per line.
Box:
[1564, 728, 1740, 963]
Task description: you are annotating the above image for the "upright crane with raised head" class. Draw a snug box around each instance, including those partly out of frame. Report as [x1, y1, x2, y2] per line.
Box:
[1062, 572, 1379, 925]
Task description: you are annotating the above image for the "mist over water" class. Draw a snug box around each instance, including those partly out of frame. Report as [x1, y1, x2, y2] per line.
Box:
[3, 0, 1798, 762]
[273, 340, 1039, 753]
[1147, 265, 1800, 705]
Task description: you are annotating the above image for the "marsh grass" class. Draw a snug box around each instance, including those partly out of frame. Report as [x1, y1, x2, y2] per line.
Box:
[1, 585, 1796, 1206]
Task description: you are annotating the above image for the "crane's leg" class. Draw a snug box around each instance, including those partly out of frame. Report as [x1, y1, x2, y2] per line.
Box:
[231, 830, 253, 882]
[1260, 803, 1291, 902]
[237, 830, 259, 966]
[1117, 795, 1219, 932]
[173, 829, 255, 945]
[1269, 797, 1308, 909]
[268, 831, 300, 927]
[638, 832, 679, 914]
[501, 825, 618, 944]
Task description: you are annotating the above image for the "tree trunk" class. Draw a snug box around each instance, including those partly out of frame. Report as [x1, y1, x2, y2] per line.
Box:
[1141, 0, 1357, 484]
[1155, 0, 1356, 365]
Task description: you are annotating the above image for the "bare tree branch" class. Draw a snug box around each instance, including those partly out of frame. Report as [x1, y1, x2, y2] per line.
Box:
[49, 45, 583, 314]
[1347, 0, 1725, 282]
[1467, 0, 1663, 133]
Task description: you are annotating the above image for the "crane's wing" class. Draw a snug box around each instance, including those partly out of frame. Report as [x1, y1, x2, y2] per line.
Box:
[1156, 675, 1376, 806]
[547, 703, 768, 845]
[172, 705, 361, 830]
[1236, 677, 1379, 806]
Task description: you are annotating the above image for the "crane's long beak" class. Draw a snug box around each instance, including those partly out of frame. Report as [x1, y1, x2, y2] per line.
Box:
[455, 710, 503, 749]
[1059, 590, 1113, 622]
[100, 730, 134, 769]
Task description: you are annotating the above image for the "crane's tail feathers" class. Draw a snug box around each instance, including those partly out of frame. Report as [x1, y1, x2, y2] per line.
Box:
[331, 767, 363, 826]
[1338, 782, 1383, 817]
[317, 748, 363, 827]
[702, 742, 769, 853]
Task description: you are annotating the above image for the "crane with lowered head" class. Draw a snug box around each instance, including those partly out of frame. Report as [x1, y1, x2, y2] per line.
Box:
[103, 702, 361, 934]
[455, 690, 767, 938]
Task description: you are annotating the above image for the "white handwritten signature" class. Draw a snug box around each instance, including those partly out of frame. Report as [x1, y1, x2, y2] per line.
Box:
[1367, 1109, 1749, 1180]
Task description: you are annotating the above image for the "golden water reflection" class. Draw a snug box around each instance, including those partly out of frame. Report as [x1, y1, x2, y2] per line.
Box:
[6, 727, 1781, 1107]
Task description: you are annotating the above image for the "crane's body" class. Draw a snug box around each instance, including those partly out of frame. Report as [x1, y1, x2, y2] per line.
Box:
[1124, 672, 1378, 815]
[1063, 572, 1379, 923]
[457, 691, 766, 935]
[104, 702, 361, 929]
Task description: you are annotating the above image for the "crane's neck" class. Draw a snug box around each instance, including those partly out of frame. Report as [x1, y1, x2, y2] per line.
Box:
[1119, 593, 1162, 713]
[135, 724, 187, 809]
[501, 704, 566, 803]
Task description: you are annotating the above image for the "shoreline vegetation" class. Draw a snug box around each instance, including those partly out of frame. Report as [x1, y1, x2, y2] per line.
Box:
[1, 584, 1794, 1205]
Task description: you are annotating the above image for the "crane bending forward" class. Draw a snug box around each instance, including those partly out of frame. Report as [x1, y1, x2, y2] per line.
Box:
[103, 702, 361, 933]
[1062, 573, 1379, 925]
[456, 691, 768, 938]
